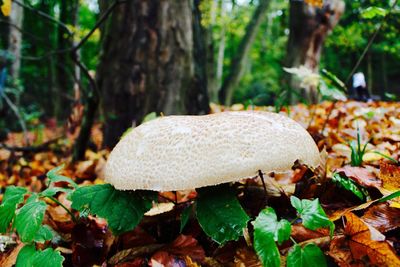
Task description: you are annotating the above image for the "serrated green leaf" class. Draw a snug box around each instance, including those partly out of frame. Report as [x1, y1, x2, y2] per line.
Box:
[32, 248, 64, 267]
[252, 207, 291, 245]
[196, 185, 250, 245]
[70, 184, 155, 234]
[34, 225, 53, 243]
[253, 229, 280, 267]
[47, 165, 78, 188]
[14, 199, 47, 242]
[180, 205, 192, 233]
[39, 187, 71, 198]
[332, 172, 366, 200]
[0, 186, 27, 232]
[290, 196, 334, 236]
[16, 244, 36, 267]
[287, 243, 327, 267]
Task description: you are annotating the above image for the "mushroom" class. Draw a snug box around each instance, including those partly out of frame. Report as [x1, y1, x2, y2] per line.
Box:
[105, 111, 320, 192]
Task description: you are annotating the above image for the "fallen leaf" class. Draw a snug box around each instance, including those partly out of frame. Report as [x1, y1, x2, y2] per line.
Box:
[336, 166, 381, 188]
[362, 203, 400, 233]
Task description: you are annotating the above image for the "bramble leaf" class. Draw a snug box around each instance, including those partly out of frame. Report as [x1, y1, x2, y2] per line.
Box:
[14, 197, 47, 242]
[252, 207, 291, 245]
[196, 185, 250, 245]
[47, 165, 78, 188]
[287, 243, 327, 267]
[16, 244, 36, 267]
[290, 196, 334, 236]
[34, 225, 54, 243]
[70, 184, 155, 234]
[253, 229, 280, 267]
[0, 186, 27, 232]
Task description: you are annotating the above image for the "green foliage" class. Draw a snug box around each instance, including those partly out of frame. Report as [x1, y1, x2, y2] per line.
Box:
[252, 207, 291, 245]
[332, 172, 368, 201]
[180, 205, 192, 233]
[14, 195, 47, 242]
[287, 243, 327, 267]
[0, 186, 27, 232]
[70, 184, 156, 234]
[16, 245, 64, 267]
[290, 196, 334, 236]
[349, 129, 369, 167]
[360, 7, 388, 19]
[196, 185, 250, 245]
[253, 228, 281, 267]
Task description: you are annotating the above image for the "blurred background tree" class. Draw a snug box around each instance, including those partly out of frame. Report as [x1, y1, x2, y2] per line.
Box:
[0, 0, 399, 152]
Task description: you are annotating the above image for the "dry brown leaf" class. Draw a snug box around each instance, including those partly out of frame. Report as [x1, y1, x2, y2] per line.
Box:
[362, 203, 400, 233]
[336, 165, 381, 188]
[329, 212, 400, 266]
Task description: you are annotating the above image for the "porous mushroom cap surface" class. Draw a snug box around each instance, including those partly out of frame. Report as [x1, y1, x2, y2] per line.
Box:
[105, 111, 320, 191]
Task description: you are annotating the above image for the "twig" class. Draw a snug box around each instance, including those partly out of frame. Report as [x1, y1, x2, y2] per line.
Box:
[258, 170, 269, 206]
[0, 91, 29, 145]
[0, 137, 60, 153]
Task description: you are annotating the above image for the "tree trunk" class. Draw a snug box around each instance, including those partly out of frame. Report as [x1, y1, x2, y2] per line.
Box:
[218, 0, 271, 106]
[8, 1, 23, 79]
[55, 0, 79, 119]
[284, 0, 345, 103]
[97, 0, 210, 148]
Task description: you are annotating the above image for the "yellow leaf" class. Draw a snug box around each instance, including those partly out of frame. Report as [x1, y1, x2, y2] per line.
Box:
[304, 0, 323, 8]
[1, 0, 12, 17]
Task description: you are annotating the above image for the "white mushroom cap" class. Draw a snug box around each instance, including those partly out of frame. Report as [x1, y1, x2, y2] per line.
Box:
[105, 111, 320, 191]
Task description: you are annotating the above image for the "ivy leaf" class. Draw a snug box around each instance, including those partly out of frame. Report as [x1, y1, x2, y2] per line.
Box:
[70, 184, 155, 234]
[0, 186, 27, 232]
[47, 165, 78, 188]
[252, 207, 291, 245]
[16, 244, 36, 267]
[253, 229, 280, 267]
[332, 172, 366, 200]
[180, 205, 192, 233]
[14, 197, 47, 242]
[196, 185, 250, 245]
[290, 196, 334, 236]
[34, 225, 54, 243]
[287, 243, 327, 267]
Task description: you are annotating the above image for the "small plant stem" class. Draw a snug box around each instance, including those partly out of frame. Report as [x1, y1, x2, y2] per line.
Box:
[46, 196, 78, 223]
[290, 236, 297, 245]
[258, 170, 268, 206]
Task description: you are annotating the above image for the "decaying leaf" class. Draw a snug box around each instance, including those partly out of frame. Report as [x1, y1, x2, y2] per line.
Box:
[328, 212, 400, 266]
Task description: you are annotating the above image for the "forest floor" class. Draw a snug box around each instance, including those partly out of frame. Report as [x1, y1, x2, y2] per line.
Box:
[0, 100, 400, 266]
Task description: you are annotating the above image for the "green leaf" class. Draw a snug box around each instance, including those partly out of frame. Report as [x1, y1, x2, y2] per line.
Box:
[252, 207, 291, 245]
[70, 184, 155, 234]
[39, 187, 71, 198]
[180, 205, 192, 233]
[0, 186, 27, 232]
[332, 172, 366, 200]
[16, 244, 36, 267]
[253, 229, 280, 267]
[34, 225, 54, 243]
[16, 245, 64, 267]
[379, 190, 400, 203]
[290, 196, 334, 236]
[287, 243, 327, 267]
[361, 7, 387, 19]
[47, 165, 78, 188]
[14, 198, 47, 242]
[196, 185, 250, 245]
[32, 248, 64, 267]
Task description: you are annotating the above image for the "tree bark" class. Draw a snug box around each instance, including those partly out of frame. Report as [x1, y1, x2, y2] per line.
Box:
[218, 0, 271, 106]
[8, 1, 23, 79]
[97, 0, 210, 148]
[284, 0, 345, 103]
[55, 0, 79, 119]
